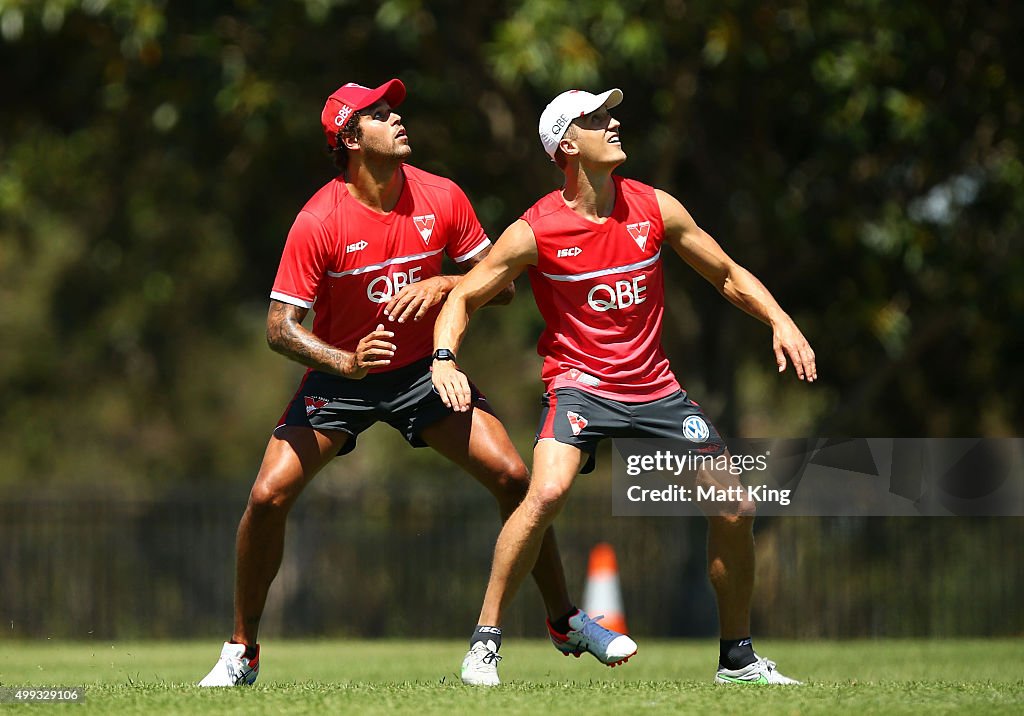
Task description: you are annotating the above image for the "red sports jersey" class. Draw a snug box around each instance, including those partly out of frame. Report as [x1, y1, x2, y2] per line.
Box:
[524, 176, 680, 402]
[271, 164, 490, 371]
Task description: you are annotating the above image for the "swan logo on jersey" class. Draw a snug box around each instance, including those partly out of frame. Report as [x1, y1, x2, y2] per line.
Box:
[413, 214, 435, 245]
[626, 221, 651, 251]
[557, 246, 582, 258]
[305, 396, 330, 416]
[682, 415, 710, 443]
[568, 368, 601, 387]
[566, 411, 589, 436]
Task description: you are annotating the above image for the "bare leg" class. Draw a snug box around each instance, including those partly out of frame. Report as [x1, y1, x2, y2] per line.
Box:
[421, 410, 573, 619]
[476, 439, 587, 626]
[232, 426, 349, 646]
[696, 455, 757, 639]
[706, 514, 755, 638]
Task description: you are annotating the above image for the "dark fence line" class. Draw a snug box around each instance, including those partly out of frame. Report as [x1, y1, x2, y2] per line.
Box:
[2, 489, 1021, 640]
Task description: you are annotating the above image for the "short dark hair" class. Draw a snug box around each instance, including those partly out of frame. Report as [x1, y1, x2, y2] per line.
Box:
[553, 124, 579, 170]
[328, 111, 364, 174]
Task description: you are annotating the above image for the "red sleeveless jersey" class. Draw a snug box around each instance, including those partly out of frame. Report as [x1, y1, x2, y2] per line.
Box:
[524, 176, 680, 402]
[271, 165, 490, 372]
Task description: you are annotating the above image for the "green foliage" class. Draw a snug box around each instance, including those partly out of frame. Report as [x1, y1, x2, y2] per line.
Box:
[1, 1, 1022, 484]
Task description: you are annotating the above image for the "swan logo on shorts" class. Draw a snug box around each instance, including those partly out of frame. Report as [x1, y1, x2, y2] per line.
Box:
[413, 214, 435, 245]
[626, 221, 651, 251]
[682, 415, 710, 443]
[566, 411, 589, 436]
[305, 396, 330, 416]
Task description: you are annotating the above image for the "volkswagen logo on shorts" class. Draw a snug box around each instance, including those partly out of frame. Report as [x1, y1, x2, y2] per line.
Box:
[682, 415, 710, 443]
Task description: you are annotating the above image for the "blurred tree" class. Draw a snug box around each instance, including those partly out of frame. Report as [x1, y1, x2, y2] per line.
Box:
[0, 0, 1021, 487]
[484, 0, 1024, 438]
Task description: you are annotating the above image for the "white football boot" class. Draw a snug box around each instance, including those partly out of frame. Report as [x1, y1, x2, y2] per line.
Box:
[461, 639, 501, 686]
[198, 642, 260, 687]
[547, 609, 637, 666]
[715, 656, 802, 685]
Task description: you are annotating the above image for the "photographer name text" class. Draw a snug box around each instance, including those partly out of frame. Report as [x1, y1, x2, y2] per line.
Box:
[626, 484, 792, 506]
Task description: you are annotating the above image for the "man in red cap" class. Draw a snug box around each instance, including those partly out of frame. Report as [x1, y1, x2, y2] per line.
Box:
[199, 79, 614, 685]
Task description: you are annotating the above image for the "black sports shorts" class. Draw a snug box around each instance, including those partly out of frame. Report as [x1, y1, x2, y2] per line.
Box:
[535, 387, 726, 474]
[276, 357, 490, 457]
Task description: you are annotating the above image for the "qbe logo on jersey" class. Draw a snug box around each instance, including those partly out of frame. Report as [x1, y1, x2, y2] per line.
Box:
[587, 275, 647, 312]
[366, 266, 422, 303]
[682, 415, 710, 443]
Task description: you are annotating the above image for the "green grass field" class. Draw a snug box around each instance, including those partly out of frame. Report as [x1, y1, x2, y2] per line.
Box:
[0, 639, 1021, 714]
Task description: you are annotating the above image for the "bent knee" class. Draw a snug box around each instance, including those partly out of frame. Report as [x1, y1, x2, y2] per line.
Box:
[490, 460, 531, 499]
[247, 477, 300, 514]
[737, 496, 757, 518]
[528, 479, 571, 513]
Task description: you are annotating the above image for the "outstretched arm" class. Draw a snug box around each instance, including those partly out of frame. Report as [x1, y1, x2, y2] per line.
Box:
[658, 190, 817, 382]
[432, 220, 539, 410]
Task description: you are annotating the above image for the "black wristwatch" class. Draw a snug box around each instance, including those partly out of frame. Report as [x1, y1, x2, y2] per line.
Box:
[432, 348, 457, 362]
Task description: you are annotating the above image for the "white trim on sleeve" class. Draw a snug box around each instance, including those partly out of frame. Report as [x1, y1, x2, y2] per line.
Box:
[452, 238, 491, 263]
[270, 291, 314, 309]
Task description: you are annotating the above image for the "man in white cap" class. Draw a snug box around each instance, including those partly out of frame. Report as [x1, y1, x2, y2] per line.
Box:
[432, 88, 815, 685]
[199, 79, 605, 685]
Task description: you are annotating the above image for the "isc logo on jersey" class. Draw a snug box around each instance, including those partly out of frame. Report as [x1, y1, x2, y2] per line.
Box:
[587, 275, 647, 312]
[366, 267, 422, 303]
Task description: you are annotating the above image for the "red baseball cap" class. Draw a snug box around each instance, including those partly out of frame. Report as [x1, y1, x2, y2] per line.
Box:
[321, 79, 406, 147]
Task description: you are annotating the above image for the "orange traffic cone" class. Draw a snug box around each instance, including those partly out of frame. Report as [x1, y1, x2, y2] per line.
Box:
[582, 542, 628, 634]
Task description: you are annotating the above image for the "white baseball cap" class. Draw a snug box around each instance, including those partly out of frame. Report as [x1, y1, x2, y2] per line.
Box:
[538, 88, 623, 159]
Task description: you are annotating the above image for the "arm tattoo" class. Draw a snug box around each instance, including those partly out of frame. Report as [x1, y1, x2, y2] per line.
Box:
[266, 301, 353, 376]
